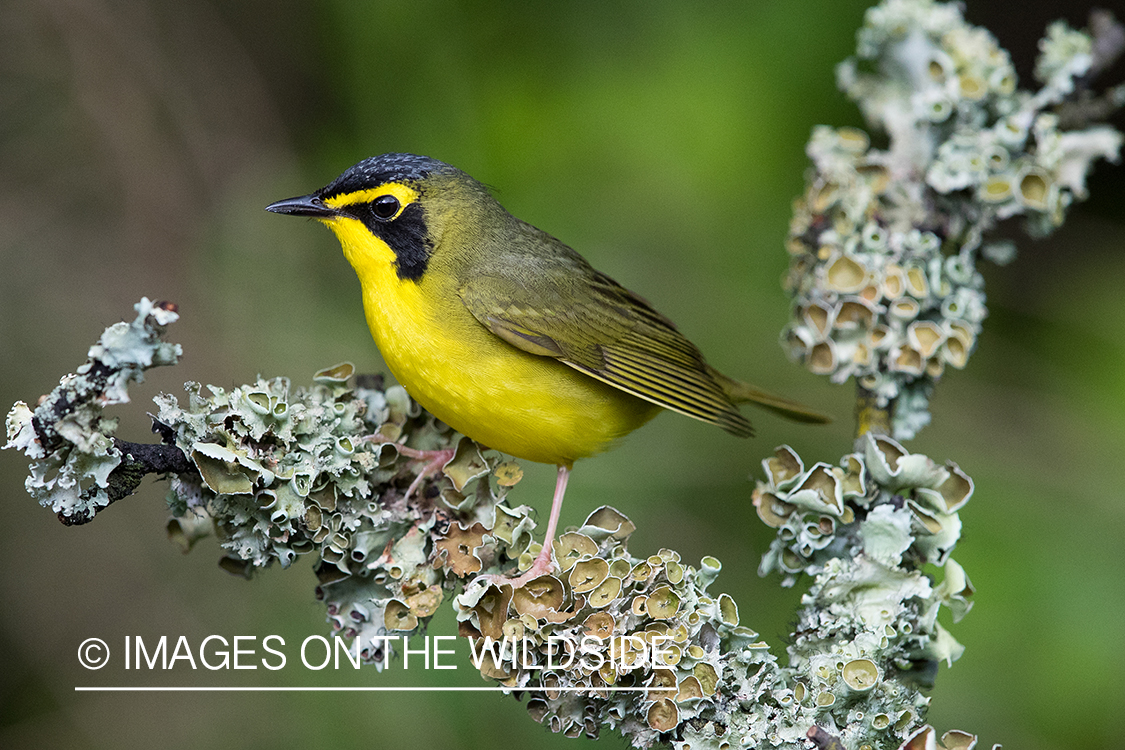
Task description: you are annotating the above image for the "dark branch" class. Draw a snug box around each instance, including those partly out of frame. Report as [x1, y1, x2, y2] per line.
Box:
[31, 360, 115, 455]
[62, 437, 193, 526]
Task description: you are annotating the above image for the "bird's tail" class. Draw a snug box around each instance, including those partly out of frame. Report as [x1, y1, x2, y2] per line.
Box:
[707, 365, 832, 424]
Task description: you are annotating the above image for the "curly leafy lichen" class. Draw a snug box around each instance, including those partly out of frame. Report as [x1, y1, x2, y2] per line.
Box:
[5, 298, 181, 522]
[751, 439, 975, 749]
[782, 0, 1123, 439]
[453, 510, 780, 747]
[4, 301, 976, 749]
[754, 438, 972, 588]
[154, 363, 527, 661]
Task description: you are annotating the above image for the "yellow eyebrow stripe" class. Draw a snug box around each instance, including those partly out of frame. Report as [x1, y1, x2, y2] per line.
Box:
[324, 183, 420, 212]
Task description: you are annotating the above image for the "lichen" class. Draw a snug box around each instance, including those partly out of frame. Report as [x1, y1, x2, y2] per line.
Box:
[750, 438, 977, 748]
[4, 298, 181, 522]
[452, 511, 780, 746]
[5, 299, 978, 747]
[153, 365, 531, 666]
[782, 0, 1123, 439]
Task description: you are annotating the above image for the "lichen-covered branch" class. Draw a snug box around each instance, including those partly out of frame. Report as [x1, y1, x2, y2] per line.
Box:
[59, 439, 193, 526]
[3, 301, 976, 749]
[5, 298, 183, 524]
[782, 0, 1123, 441]
[5, 3, 1123, 750]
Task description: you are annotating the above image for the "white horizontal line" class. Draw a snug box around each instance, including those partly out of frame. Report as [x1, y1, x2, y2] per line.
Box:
[75, 686, 664, 693]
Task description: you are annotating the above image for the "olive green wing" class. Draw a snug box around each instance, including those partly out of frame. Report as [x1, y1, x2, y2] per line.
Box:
[457, 252, 753, 438]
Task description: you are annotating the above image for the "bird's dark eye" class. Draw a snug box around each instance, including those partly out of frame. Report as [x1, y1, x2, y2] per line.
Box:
[371, 194, 400, 220]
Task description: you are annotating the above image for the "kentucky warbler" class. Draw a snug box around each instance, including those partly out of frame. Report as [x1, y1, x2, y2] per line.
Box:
[267, 153, 827, 585]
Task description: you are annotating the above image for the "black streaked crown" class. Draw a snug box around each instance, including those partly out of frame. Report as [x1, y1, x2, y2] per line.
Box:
[318, 153, 459, 199]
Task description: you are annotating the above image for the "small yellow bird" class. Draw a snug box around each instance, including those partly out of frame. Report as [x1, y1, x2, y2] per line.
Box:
[267, 153, 826, 584]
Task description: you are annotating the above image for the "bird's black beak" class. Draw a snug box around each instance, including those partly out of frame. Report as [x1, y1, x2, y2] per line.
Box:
[265, 194, 337, 218]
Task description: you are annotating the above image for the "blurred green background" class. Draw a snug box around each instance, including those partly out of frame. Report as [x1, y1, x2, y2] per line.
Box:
[2, 1, 1122, 748]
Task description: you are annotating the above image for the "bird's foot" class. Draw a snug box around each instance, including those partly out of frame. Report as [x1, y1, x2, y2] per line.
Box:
[362, 437, 456, 499]
[480, 464, 569, 589]
[483, 546, 556, 589]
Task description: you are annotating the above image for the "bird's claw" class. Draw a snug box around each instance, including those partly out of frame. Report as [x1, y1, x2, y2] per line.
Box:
[363, 437, 456, 500]
[481, 546, 557, 589]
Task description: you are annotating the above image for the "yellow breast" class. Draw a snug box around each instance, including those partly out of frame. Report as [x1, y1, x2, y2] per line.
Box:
[327, 216, 659, 466]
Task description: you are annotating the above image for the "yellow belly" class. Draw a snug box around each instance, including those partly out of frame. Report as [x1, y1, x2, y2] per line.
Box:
[333, 217, 660, 465]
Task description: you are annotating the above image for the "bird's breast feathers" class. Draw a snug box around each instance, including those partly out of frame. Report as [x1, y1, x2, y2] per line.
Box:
[325, 215, 658, 465]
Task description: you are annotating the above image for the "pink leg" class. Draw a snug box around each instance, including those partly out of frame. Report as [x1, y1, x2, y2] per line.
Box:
[486, 464, 570, 588]
[402, 447, 457, 500]
[364, 437, 456, 499]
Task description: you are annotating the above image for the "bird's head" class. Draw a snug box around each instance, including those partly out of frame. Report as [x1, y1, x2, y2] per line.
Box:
[266, 153, 497, 283]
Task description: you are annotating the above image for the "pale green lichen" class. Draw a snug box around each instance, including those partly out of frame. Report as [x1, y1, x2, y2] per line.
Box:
[435, 435, 975, 750]
[154, 365, 528, 660]
[754, 437, 972, 587]
[783, 0, 1123, 439]
[452, 510, 779, 745]
[6, 299, 972, 748]
[749, 438, 977, 749]
[4, 298, 181, 521]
